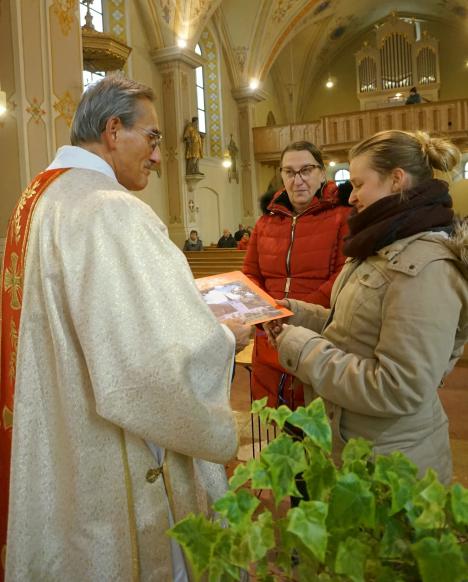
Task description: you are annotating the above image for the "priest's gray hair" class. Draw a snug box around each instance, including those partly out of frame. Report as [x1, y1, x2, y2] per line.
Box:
[70, 74, 154, 145]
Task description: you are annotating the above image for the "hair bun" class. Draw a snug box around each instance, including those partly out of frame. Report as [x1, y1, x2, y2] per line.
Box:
[413, 131, 460, 173]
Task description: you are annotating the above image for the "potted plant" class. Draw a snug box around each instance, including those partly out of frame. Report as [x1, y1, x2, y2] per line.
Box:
[170, 398, 468, 581]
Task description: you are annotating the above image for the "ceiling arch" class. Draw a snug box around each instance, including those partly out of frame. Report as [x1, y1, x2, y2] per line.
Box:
[134, 0, 468, 102]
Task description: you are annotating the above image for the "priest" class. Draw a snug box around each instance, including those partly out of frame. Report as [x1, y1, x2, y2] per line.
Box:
[0, 75, 250, 581]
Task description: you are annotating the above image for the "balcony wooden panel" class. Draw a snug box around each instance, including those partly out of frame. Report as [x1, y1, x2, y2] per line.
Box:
[254, 99, 468, 163]
[290, 122, 322, 146]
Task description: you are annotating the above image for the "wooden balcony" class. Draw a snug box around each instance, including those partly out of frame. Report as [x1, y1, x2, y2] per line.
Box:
[253, 98, 468, 163]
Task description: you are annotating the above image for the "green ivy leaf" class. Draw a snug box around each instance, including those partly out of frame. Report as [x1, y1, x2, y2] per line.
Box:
[248, 510, 276, 561]
[260, 434, 307, 503]
[335, 536, 370, 582]
[411, 533, 467, 582]
[287, 398, 332, 452]
[375, 564, 406, 582]
[208, 530, 242, 581]
[373, 452, 418, 486]
[228, 511, 275, 571]
[169, 513, 223, 581]
[249, 459, 273, 490]
[229, 461, 253, 490]
[251, 397, 268, 414]
[342, 438, 373, 466]
[268, 405, 293, 429]
[229, 531, 253, 568]
[287, 500, 329, 562]
[387, 473, 416, 515]
[451, 482, 468, 526]
[229, 511, 276, 569]
[327, 472, 376, 530]
[258, 406, 272, 427]
[275, 519, 300, 576]
[303, 445, 336, 501]
[379, 516, 410, 559]
[213, 489, 260, 526]
[406, 469, 447, 531]
[415, 484, 447, 530]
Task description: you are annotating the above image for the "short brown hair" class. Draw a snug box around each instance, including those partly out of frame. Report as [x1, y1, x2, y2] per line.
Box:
[280, 141, 325, 169]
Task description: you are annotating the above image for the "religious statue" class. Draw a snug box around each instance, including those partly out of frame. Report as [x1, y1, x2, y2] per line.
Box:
[227, 134, 239, 184]
[183, 116, 204, 175]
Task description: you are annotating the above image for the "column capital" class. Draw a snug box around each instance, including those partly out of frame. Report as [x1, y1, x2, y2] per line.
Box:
[151, 46, 204, 69]
[231, 87, 269, 104]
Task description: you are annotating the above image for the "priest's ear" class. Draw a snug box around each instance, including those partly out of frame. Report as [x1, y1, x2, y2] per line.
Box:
[102, 116, 123, 150]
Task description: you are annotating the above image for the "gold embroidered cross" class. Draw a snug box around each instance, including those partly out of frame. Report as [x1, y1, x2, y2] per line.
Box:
[4, 253, 22, 310]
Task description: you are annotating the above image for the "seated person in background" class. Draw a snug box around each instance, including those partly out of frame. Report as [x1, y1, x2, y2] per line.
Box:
[183, 229, 203, 251]
[234, 223, 247, 241]
[237, 231, 250, 250]
[217, 229, 237, 248]
[406, 86, 422, 104]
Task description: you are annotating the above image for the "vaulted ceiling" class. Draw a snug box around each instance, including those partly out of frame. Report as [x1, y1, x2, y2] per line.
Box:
[136, 0, 468, 118]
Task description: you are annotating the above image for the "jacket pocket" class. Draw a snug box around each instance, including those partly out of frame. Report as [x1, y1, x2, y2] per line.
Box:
[357, 267, 388, 290]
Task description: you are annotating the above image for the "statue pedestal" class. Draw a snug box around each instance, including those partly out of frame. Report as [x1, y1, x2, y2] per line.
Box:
[185, 174, 204, 192]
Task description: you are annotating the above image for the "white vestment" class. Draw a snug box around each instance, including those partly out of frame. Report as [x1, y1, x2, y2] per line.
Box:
[6, 147, 238, 581]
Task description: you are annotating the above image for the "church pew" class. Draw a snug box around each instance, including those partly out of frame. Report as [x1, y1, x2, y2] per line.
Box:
[184, 249, 246, 277]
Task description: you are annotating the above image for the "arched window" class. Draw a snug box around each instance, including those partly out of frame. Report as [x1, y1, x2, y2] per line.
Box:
[80, 1, 105, 87]
[464, 161, 468, 179]
[194, 44, 206, 133]
[334, 168, 350, 185]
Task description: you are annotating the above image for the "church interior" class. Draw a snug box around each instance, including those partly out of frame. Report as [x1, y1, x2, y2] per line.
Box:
[1, 0, 468, 575]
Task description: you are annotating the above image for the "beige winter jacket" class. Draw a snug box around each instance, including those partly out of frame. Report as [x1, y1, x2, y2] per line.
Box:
[277, 224, 468, 484]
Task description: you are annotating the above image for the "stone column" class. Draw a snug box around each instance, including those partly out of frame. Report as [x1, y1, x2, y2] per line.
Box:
[151, 47, 204, 248]
[232, 88, 267, 223]
[0, 0, 82, 235]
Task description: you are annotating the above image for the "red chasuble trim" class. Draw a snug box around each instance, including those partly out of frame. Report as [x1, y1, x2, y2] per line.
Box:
[0, 168, 70, 579]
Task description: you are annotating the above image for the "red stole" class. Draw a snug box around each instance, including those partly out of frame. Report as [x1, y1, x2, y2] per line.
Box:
[0, 168, 69, 579]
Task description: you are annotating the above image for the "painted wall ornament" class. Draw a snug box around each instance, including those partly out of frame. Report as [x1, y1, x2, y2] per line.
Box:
[52, 0, 76, 36]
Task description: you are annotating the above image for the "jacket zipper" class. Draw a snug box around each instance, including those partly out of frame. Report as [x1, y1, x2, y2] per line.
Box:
[284, 215, 298, 297]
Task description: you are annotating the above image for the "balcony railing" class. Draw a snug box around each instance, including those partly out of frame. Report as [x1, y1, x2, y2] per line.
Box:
[253, 98, 468, 163]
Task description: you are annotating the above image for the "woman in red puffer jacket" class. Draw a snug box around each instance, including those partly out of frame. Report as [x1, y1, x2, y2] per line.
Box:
[243, 141, 351, 407]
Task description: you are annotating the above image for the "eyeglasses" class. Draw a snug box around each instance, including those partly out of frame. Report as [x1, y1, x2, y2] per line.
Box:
[134, 127, 163, 151]
[280, 164, 322, 182]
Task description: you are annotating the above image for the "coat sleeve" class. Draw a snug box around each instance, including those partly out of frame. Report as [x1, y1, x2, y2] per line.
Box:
[242, 222, 265, 289]
[277, 260, 463, 418]
[286, 299, 330, 333]
[307, 207, 350, 306]
[62, 194, 238, 464]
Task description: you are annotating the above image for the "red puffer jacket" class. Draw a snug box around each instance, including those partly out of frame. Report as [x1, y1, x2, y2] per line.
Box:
[243, 182, 351, 407]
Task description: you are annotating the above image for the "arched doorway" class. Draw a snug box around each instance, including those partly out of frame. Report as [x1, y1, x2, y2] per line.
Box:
[197, 187, 221, 246]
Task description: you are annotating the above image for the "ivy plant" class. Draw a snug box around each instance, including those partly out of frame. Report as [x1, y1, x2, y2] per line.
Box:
[169, 398, 468, 581]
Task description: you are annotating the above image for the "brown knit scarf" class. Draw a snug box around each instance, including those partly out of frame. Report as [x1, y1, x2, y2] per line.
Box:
[344, 179, 454, 259]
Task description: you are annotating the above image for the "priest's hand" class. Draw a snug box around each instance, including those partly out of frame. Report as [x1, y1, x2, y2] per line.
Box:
[223, 320, 252, 353]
